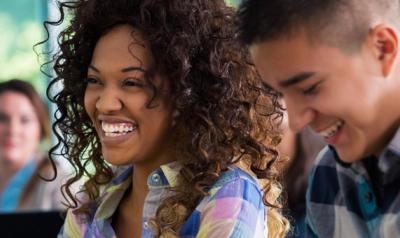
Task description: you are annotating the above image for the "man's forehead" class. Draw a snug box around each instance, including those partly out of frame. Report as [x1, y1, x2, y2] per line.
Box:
[250, 40, 314, 78]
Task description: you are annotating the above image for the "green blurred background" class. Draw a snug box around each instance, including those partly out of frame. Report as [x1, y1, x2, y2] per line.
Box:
[0, 0, 48, 96]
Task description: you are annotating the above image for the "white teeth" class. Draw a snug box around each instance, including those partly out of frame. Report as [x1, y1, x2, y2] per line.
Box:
[319, 120, 344, 138]
[105, 132, 128, 137]
[101, 121, 136, 137]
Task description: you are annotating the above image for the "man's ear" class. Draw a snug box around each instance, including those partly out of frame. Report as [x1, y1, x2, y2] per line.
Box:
[369, 24, 398, 77]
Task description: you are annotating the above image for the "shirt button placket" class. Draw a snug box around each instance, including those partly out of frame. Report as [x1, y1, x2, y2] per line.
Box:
[358, 179, 379, 222]
[365, 192, 373, 203]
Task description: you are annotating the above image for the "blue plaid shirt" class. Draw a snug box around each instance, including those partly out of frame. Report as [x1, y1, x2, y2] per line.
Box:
[306, 128, 400, 237]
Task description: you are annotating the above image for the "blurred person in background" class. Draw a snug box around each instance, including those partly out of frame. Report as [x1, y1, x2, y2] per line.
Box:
[278, 110, 325, 237]
[0, 79, 66, 212]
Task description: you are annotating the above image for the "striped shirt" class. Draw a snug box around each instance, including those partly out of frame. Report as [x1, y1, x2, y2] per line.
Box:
[306, 128, 400, 237]
[59, 162, 268, 237]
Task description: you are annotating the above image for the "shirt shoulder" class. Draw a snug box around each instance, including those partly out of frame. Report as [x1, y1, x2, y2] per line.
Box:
[59, 166, 132, 238]
[210, 167, 263, 202]
[180, 167, 267, 238]
[58, 209, 86, 238]
[307, 146, 340, 204]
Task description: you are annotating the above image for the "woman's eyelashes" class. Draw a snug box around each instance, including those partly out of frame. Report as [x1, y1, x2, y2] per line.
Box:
[301, 81, 322, 96]
[84, 76, 145, 89]
[84, 76, 102, 85]
[20, 116, 33, 124]
[122, 77, 144, 88]
[0, 113, 7, 122]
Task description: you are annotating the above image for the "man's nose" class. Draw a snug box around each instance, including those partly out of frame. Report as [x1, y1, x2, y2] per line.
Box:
[285, 98, 315, 133]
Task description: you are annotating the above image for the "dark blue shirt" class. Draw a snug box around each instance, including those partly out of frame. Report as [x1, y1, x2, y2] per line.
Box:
[306, 128, 400, 237]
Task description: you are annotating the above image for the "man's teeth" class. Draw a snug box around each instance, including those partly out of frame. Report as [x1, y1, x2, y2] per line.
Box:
[101, 121, 135, 137]
[319, 121, 344, 138]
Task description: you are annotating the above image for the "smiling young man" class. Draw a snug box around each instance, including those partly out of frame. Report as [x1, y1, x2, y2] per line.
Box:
[238, 0, 400, 237]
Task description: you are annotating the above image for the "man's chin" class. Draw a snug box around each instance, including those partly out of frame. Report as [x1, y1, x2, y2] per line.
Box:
[336, 149, 363, 164]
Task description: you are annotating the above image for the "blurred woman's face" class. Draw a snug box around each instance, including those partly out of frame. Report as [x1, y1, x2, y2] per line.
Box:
[0, 92, 41, 169]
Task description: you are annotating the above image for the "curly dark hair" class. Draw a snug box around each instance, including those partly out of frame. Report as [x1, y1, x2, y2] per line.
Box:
[40, 0, 287, 236]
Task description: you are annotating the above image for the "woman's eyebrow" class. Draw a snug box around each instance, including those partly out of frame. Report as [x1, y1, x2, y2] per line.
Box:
[88, 65, 146, 73]
[121, 66, 146, 73]
[88, 64, 100, 72]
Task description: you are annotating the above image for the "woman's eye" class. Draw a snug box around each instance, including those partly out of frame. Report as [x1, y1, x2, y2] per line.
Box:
[84, 77, 101, 85]
[20, 116, 32, 124]
[123, 78, 144, 87]
[0, 113, 8, 123]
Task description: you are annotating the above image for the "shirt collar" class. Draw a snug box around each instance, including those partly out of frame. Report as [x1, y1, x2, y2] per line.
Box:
[378, 126, 400, 173]
[331, 127, 400, 174]
[147, 161, 181, 188]
[94, 161, 182, 220]
[94, 167, 132, 220]
[382, 126, 400, 155]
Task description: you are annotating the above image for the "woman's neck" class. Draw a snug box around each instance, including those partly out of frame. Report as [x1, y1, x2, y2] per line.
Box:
[112, 165, 151, 238]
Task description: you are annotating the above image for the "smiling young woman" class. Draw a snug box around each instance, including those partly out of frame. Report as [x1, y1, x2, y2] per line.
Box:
[41, 0, 289, 237]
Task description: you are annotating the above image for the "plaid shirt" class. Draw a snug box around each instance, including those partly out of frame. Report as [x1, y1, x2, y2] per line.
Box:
[306, 128, 400, 237]
[59, 162, 268, 238]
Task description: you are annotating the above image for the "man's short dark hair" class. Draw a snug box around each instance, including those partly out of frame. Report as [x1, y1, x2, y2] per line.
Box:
[237, 0, 399, 52]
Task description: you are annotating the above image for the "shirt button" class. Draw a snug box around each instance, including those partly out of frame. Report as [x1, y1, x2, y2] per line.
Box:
[143, 221, 149, 230]
[151, 173, 161, 183]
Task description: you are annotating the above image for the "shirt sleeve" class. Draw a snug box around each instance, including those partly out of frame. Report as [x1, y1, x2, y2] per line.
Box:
[58, 209, 83, 238]
[196, 178, 267, 238]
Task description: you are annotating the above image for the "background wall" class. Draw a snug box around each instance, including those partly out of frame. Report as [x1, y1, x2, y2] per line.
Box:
[0, 0, 48, 95]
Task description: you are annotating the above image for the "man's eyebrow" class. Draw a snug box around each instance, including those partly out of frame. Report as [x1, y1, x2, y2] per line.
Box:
[279, 72, 315, 88]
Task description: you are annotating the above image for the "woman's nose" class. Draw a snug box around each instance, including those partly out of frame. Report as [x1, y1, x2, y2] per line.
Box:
[95, 88, 123, 113]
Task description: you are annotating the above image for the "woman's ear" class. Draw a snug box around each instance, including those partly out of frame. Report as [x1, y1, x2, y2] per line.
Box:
[369, 24, 398, 77]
